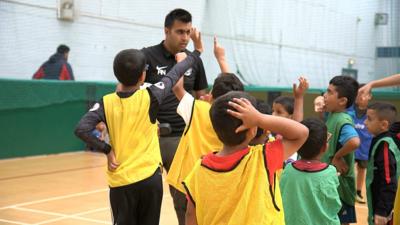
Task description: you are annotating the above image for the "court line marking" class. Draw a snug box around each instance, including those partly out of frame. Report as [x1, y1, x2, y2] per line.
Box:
[0, 218, 30, 225]
[0, 165, 105, 181]
[0, 206, 110, 225]
[36, 208, 110, 224]
[13, 206, 109, 217]
[0, 188, 108, 210]
[12, 206, 67, 217]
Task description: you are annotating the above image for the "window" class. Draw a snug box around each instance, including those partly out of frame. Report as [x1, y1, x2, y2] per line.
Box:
[377, 47, 400, 58]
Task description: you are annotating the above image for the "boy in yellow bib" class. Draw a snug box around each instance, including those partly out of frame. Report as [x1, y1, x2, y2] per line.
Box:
[167, 36, 244, 198]
[75, 48, 201, 225]
[183, 91, 308, 225]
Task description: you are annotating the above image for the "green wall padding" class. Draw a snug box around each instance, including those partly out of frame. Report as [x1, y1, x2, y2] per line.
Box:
[0, 79, 116, 159]
[0, 78, 399, 159]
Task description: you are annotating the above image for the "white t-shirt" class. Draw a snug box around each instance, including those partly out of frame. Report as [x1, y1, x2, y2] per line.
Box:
[176, 92, 195, 125]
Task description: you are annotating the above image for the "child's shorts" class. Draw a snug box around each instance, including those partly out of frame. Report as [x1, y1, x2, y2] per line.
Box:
[355, 159, 368, 169]
[338, 200, 357, 223]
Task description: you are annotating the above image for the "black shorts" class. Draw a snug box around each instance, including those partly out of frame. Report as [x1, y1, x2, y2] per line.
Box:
[109, 168, 163, 225]
[338, 200, 357, 223]
[355, 159, 368, 169]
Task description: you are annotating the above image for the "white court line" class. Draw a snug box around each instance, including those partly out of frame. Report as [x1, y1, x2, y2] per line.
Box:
[8, 206, 110, 225]
[34, 215, 108, 225]
[13, 206, 109, 217]
[12, 206, 66, 217]
[68, 207, 109, 217]
[0, 218, 30, 225]
[0, 188, 108, 210]
[33, 207, 110, 225]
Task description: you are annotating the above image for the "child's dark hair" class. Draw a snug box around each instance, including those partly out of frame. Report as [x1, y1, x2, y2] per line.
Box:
[113, 49, 146, 86]
[211, 73, 244, 99]
[57, 44, 70, 54]
[255, 99, 272, 138]
[273, 96, 294, 115]
[164, 8, 192, 28]
[210, 91, 256, 146]
[297, 118, 327, 159]
[368, 102, 398, 125]
[329, 75, 359, 108]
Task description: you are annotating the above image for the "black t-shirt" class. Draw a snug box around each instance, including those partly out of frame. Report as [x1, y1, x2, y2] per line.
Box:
[142, 41, 208, 136]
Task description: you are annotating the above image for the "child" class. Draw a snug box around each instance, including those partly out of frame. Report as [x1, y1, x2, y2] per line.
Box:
[280, 118, 341, 225]
[74, 47, 201, 224]
[321, 75, 360, 225]
[272, 77, 309, 162]
[183, 91, 308, 225]
[272, 96, 294, 118]
[347, 84, 373, 204]
[364, 102, 400, 225]
[167, 36, 244, 213]
[272, 77, 308, 122]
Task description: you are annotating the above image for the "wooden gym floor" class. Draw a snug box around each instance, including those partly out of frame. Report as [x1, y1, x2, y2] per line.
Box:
[0, 151, 368, 225]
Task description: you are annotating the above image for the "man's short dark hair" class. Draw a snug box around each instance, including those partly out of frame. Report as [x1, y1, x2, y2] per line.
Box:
[273, 96, 294, 115]
[368, 102, 398, 125]
[297, 118, 327, 159]
[329, 75, 359, 108]
[211, 73, 244, 99]
[210, 91, 256, 146]
[164, 8, 192, 28]
[113, 49, 146, 86]
[57, 44, 70, 54]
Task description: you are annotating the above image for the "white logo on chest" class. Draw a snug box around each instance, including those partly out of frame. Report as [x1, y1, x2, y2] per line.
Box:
[156, 65, 167, 76]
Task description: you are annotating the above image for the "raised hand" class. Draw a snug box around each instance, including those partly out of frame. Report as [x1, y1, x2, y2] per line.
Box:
[190, 27, 203, 53]
[213, 36, 230, 73]
[213, 36, 225, 61]
[293, 76, 309, 99]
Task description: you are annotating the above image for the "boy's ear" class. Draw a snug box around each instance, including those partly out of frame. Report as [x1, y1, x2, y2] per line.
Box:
[246, 127, 257, 142]
[381, 120, 390, 131]
[164, 27, 169, 36]
[139, 71, 146, 84]
[338, 97, 348, 107]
